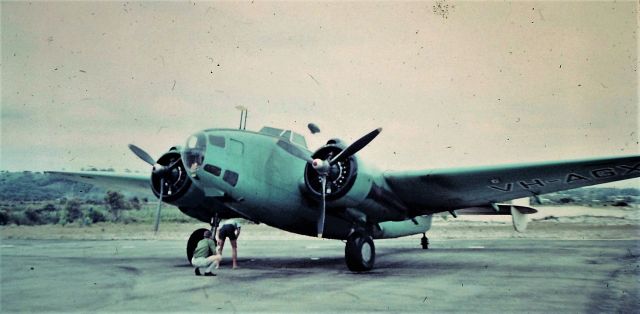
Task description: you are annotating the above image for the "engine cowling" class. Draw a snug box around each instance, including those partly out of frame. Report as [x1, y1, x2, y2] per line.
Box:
[303, 143, 407, 222]
[304, 142, 358, 201]
[150, 149, 205, 208]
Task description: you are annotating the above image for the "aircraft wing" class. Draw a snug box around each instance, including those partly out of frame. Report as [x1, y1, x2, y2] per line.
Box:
[383, 155, 640, 212]
[46, 171, 151, 195]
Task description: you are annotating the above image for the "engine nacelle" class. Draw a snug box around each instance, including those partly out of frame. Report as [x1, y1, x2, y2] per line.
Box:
[303, 144, 408, 222]
[151, 150, 205, 208]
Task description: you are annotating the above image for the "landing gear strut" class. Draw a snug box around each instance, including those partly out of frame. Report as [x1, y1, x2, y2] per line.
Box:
[345, 232, 375, 272]
[421, 233, 429, 250]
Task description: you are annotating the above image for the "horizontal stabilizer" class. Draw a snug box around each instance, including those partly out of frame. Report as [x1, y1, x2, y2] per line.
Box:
[456, 204, 537, 215]
[456, 198, 534, 232]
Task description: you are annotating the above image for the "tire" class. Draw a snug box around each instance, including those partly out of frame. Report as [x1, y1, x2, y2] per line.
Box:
[186, 228, 209, 265]
[345, 233, 375, 272]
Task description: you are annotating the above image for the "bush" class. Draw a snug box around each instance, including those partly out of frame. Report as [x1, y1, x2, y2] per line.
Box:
[41, 203, 57, 212]
[559, 197, 574, 204]
[25, 209, 41, 224]
[105, 191, 129, 221]
[0, 209, 8, 225]
[612, 201, 629, 207]
[41, 211, 60, 224]
[87, 207, 107, 223]
[8, 212, 32, 226]
[129, 197, 141, 210]
[65, 199, 84, 223]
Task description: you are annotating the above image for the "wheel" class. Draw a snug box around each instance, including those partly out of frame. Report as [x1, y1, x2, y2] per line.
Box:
[421, 233, 429, 250]
[345, 233, 375, 272]
[186, 228, 209, 265]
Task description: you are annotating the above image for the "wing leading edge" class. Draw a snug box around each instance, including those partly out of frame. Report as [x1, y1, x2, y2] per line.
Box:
[46, 171, 151, 195]
[383, 155, 640, 213]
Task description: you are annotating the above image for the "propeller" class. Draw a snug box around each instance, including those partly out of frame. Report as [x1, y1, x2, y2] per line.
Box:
[277, 128, 383, 238]
[154, 179, 164, 234]
[128, 144, 155, 166]
[329, 128, 381, 165]
[128, 144, 182, 233]
[316, 167, 327, 238]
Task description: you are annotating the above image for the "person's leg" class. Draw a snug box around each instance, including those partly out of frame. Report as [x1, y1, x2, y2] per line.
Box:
[192, 257, 207, 275]
[217, 238, 226, 255]
[230, 239, 238, 268]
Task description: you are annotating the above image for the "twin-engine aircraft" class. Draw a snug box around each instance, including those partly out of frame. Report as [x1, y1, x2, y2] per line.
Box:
[49, 125, 640, 271]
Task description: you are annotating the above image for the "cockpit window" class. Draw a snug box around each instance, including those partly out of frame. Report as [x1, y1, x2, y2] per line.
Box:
[291, 132, 307, 148]
[259, 126, 307, 148]
[259, 127, 284, 137]
[183, 132, 206, 175]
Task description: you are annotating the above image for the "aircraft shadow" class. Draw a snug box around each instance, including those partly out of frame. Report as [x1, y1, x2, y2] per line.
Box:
[170, 246, 533, 275]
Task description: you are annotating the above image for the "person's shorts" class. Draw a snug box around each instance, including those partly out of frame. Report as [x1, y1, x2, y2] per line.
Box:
[219, 224, 237, 241]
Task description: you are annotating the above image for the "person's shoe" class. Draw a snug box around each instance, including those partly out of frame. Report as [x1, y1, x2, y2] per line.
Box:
[194, 268, 201, 276]
[204, 272, 216, 276]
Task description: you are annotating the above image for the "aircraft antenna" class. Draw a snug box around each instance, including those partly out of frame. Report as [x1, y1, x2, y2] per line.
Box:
[243, 109, 248, 130]
[235, 105, 248, 130]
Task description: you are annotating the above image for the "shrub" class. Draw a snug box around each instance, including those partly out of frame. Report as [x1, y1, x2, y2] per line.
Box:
[129, 197, 141, 210]
[559, 197, 574, 204]
[105, 191, 129, 221]
[87, 207, 107, 223]
[65, 199, 84, 223]
[24, 209, 41, 224]
[0, 209, 8, 225]
[8, 212, 32, 226]
[41, 211, 60, 224]
[41, 203, 57, 212]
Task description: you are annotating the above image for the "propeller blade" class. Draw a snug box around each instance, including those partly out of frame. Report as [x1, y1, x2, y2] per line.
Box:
[317, 175, 326, 238]
[128, 144, 156, 166]
[276, 140, 313, 163]
[330, 128, 382, 165]
[153, 179, 164, 233]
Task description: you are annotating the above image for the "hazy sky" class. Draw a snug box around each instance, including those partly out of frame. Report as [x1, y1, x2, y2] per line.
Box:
[1, 1, 638, 187]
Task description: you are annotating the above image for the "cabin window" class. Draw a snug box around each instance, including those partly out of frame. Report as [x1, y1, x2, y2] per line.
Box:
[223, 170, 239, 187]
[204, 164, 221, 176]
[209, 135, 225, 148]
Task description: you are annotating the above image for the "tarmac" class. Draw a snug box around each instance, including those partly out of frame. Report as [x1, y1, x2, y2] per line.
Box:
[1, 235, 638, 313]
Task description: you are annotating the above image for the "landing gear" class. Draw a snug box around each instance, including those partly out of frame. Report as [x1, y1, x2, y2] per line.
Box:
[186, 228, 208, 265]
[421, 233, 429, 250]
[345, 232, 375, 272]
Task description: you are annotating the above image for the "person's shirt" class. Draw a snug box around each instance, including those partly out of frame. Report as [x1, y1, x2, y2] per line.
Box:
[193, 238, 216, 259]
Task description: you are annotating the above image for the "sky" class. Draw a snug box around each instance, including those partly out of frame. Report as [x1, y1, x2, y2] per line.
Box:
[1, 1, 638, 187]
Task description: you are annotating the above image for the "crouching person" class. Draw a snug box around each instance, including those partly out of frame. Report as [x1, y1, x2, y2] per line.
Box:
[192, 230, 221, 276]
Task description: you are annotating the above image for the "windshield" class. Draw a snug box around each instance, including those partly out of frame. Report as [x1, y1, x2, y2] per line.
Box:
[182, 132, 206, 175]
